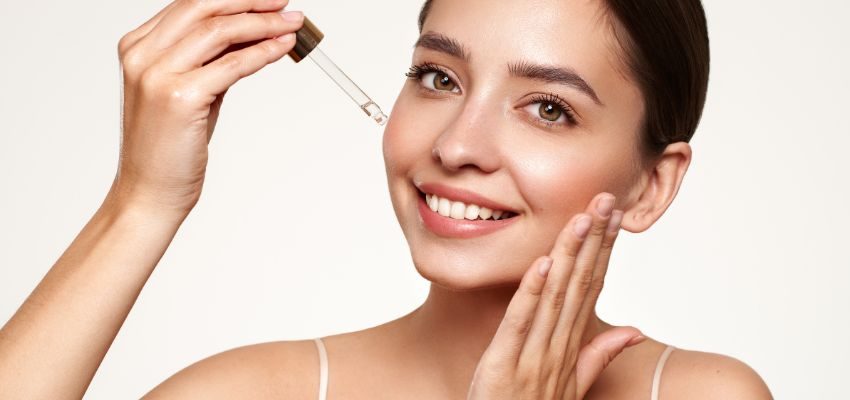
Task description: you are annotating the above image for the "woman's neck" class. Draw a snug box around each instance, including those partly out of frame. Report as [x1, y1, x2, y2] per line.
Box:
[396, 282, 608, 393]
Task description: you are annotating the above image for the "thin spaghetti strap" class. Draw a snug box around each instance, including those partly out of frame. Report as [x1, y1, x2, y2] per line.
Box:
[313, 338, 329, 400]
[650, 345, 675, 400]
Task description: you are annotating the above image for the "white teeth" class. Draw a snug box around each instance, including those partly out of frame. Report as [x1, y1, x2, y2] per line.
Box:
[450, 201, 466, 219]
[424, 192, 514, 221]
[464, 204, 480, 220]
[427, 194, 439, 212]
[437, 197, 452, 217]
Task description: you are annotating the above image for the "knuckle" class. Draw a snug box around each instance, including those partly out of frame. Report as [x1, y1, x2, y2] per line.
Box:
[516, 372, 535, 389]
[543, 287, 567, 310]
[590, 222, 607, 237]
[257, 41, 280, 60]
[117, 33, 135, 58]
[575, 269, 595, 292]
[505, 315, 532, 337]
[120, 47, 146, 76]
[119, 48, 144, 70]
[186, 0, 213, 11]
[263, 11, 283, 27]
[589, 277, 606, 293]
[217, 52, 245, 74]
[600, 235, 616, 251]
[138, 68, 170, 98]
[522, 281, 544, 298]
[201, 16, 228, 39]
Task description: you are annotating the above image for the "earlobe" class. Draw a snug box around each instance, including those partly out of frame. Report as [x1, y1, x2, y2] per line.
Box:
[620, 142, 692, 233]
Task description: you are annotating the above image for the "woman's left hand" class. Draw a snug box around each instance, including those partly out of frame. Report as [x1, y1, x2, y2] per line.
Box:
[468, 193, 646, 399]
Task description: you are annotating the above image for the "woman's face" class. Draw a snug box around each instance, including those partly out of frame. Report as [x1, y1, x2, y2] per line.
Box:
[383, 0, 646, 290]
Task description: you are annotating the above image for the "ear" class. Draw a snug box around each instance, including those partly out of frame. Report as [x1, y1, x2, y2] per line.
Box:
[621, 142, 692, 233]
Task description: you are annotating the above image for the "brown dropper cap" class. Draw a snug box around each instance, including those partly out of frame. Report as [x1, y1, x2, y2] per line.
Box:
[288, 17, 324, 63]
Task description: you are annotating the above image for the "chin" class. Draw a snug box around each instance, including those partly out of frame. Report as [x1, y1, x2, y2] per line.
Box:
[408, 244, 530, 291]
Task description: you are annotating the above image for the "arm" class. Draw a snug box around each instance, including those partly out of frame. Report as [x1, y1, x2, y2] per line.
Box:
[0, 193, 187, 400]
[1, 0, 303, 397]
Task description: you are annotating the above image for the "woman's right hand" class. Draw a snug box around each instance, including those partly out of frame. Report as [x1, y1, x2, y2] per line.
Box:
[110, 0, 304, 214]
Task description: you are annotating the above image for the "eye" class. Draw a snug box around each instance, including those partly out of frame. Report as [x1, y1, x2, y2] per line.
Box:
[537, 103, 563, 122]
[406, 63, 461, 94]
[522, 93, 578, 127]
[423, 71, 459, 92]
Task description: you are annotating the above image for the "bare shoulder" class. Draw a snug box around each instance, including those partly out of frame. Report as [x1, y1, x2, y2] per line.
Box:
[141, 339, 320, 400]
[662, 347, 773, 399]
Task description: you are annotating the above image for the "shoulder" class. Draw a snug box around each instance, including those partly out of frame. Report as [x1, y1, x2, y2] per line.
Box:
[661, 347, 773, 399]
[141, 339, 320, 400]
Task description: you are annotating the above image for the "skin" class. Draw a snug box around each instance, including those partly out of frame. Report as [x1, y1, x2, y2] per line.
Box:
[0, 0, 773, 398]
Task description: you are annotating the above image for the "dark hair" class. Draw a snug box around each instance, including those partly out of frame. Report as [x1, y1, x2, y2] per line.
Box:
[417, 0, 710, 160]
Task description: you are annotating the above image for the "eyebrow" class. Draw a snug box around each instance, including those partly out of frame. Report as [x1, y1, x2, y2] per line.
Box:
[414, 32, 470, 61]
[508, 61, 604, 106]
[414, 33, 603, 106]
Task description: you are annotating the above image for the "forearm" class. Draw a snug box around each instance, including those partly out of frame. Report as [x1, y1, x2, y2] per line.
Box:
[0, 192, 188, 400]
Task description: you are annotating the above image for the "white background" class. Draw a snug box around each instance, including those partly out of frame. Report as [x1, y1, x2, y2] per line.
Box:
[1, 0, 848, 398]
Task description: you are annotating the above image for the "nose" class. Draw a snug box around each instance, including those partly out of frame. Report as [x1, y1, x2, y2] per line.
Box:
[431, 98, 501, 174]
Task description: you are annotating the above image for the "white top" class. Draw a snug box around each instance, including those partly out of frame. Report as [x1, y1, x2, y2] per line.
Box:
[313, 338, 329, 400]
[312, 338, 675, 400]
[652, 345, 676, 400]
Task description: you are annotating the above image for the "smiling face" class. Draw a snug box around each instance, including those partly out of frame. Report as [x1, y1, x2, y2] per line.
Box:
[382, 0, 649, 290]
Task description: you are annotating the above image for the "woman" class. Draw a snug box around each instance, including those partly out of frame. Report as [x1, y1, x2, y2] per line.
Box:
[0, 0, 773, 398]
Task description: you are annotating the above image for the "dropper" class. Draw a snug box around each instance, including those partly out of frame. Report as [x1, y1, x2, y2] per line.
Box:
[288, 17, 388, 126]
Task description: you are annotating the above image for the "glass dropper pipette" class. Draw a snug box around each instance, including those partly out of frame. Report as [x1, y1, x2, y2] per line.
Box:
[288, 17, 388, 126]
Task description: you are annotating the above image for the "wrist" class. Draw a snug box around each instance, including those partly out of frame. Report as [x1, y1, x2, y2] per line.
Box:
[101, 185, 193, 227]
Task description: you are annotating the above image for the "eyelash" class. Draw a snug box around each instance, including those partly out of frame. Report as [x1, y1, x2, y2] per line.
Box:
[405, 63, 453, 87]
[528, 93, 579, 127]
[405, 62, 579, 128]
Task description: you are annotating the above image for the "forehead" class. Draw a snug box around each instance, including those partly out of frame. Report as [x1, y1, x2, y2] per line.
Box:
[421, 0, 638, 105]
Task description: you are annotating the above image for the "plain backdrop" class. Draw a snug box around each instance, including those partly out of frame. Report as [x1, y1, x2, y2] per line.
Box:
[1, 0, 848, 398]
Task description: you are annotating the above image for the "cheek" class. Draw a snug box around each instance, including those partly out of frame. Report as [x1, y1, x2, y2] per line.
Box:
[382, 93, 435, 175]
[509, 138, 627, 227]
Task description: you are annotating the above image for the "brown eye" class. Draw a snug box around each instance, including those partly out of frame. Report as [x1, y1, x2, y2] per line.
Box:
[433, 72, 457, 91]
[539, 103, 563, 122]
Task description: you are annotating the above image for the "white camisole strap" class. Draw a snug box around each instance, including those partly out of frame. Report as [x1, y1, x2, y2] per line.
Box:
[650, 345, 675, 400]
[313, 338, 329, 400]
[313, 338, 673, 400]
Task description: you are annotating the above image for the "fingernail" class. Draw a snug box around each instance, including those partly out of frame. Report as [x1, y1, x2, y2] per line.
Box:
[607, 210, 624, 233]
[596, 195, 615, 217]
[275, 33, 295, 43]
[280, 10, 303, 22]
[626, 335, 647, 346]
[537, 257, 553, 277]
[574, 215, 592, 239]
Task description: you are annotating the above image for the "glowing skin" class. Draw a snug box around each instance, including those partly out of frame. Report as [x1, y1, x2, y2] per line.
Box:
[4, 0, 776, 398]
[383, 0, 647, 291]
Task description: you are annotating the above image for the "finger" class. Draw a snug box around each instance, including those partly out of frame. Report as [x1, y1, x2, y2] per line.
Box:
[185, 34, 297, 96]
[142, 0, 291, 51]
[157, 11, 303, 72]
[518, 213, 590, 362]
[120, 1, 180, 53]
[575, 326, 645, 398]
[550, 193, 615, 351]
[486, 256, 553, 366]
[571, 209, 623, 348]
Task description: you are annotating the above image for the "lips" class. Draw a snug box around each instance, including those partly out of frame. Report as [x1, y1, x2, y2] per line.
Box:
[415, 182, 521, 239]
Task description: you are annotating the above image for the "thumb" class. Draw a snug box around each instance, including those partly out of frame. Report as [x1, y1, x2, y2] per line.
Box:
[575, 326, 645, 397]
